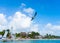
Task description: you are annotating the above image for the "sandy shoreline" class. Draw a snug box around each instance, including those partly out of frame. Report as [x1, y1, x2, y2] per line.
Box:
[0, 39, 60, 41]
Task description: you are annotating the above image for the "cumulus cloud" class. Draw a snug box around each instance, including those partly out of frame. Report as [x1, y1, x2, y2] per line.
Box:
[21, 3, 26, 7]
[9, 12, 31, 29]
[45, 23, 60, 30]
[0, 14, 8, 31]
[0, 14, 7, 25]
[45, 23, 52, 28]
[30, 24, 39, 32]
[0, 11, 33, 33]
[41, 23, 60, 35]
[23, 8, 35, 17]
[0, 3, 39, 33]
[40, 30, 54, 35]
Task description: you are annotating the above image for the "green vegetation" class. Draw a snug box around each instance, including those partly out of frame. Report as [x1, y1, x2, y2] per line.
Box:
[20, 32, 26, 38]
[0, 29, 60, 39]
[44, 34, 60, 39]
[15, 31, 40, 38]
[6, 29, 11, 38]
[0, 30, 5, 36]
[15, 33, 20, 38]
[28, 31, 40, 39]
[21, 35, 26, 38]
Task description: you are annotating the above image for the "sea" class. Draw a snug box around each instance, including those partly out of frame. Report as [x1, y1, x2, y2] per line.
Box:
[0, 40, 60, 43]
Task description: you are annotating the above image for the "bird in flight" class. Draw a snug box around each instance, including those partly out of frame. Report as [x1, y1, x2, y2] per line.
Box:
[31, 12, 37, 21]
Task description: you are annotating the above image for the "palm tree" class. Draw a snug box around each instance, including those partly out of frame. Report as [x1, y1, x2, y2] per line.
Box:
[6, 29, 11, 38]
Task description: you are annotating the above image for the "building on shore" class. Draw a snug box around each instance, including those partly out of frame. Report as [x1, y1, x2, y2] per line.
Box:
[20, 32, 27, 38]
[35, 35, 43, 39]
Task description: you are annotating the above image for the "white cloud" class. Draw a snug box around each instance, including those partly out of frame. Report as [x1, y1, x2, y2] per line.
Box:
[0, 14, 8, 31]
[45, 23, 52, 28]
[9, 12, 31, 29]
[30, 24, 39, 32]
[21, 3, 26, 7]
[45, 23, 60, 30]
[40, 30, 54, 36]
[0, 14, 7, 25]
[0, 3, 39, 33]
[23, 8, 35, 17]
[0, 25, 8, 31]
[0, 11, 32, 33]
[40, 23, 60, 35]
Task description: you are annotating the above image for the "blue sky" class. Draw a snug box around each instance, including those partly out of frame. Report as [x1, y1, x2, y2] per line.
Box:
[0, 0, 60, 36]
[0, 0, 60, 24]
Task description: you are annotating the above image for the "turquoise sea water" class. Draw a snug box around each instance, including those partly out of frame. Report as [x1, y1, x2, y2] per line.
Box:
[0, 40, 60, 43]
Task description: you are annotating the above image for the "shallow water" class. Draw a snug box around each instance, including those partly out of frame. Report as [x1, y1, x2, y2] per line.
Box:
[0, 40, 60, 43]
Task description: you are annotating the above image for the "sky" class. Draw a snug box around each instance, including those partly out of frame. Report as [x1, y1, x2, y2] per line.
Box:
[0, 0, 60, 36]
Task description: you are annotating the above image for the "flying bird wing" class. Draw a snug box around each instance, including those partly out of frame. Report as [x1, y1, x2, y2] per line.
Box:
[31, 12, 37, 21]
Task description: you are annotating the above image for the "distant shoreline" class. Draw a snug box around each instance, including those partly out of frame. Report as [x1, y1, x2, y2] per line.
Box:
[0, 39, 60, 41]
